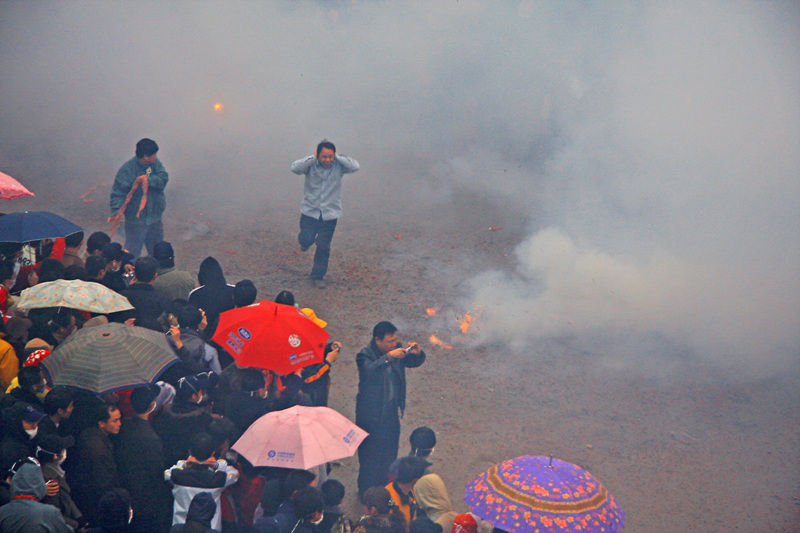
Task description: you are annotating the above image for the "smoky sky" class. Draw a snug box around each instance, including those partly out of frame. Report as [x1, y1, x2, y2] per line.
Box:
[1, 1, 798, 375]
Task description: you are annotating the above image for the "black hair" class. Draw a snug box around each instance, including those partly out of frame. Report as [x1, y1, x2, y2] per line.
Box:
[86, 232, 111, 255]
[395, 456, 430, 484]
[49, 308, 75, 332]
[35, 445, 60, 465]
[409, 426, 437, 456]
[43, 386, 73, 416]
[129, 384, 159, 414]
[64, 265, 87, 281]
[18, 366, 43, 390]
[190, 432, 216, 462]
[362, 486, 398, 516]
[39, 258, 65, 283]
[64, 231, 84, 248]
[320, 479, 345, 507]
[241, 368, 266, 393]
[135, 138, 159, 158]
[177, 303, 203, 330]
[92, 402, 119, 426]
[85, 255, 106, 278]
[234, 279, 257, 307]
[274, 290, 295, 306]
[284, 469, 316, 497]
[373, 321, 397, 341]
[316, 140, 336, 157]
[97, 488, 132, 529]
[133, 256, 159, 283]
[293, 487, 325, 520]
[207, 417, 239, 450]
[0, 260, 15, 283]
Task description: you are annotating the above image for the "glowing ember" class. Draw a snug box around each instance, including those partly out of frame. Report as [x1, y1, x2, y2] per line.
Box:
[459, 312, 475, 333]
[214, 103, 223, 111]
[429, 334, 453, 349]
[426, 308, 437, 316]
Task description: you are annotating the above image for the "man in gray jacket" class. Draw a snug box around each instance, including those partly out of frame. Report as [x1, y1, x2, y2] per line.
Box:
[290, 140, 359, 288]
[0, 461, 74, 532]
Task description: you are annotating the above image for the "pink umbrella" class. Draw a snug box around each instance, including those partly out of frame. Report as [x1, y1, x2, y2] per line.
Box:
[232, 405, 368, 470]
[0, 172, 34, 199]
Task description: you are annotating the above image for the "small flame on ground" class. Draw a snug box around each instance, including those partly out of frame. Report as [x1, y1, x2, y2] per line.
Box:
[214, 103, 223, 111]
[426, 308, 437, 316]
[429, 334, 453, 349]
[459, 311, 475, 333]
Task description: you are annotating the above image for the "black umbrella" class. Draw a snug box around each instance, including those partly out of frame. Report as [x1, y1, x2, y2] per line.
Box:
[0, 211, 83, 243]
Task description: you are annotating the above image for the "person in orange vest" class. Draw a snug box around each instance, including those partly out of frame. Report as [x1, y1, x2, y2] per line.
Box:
[385, 456, 430, 527]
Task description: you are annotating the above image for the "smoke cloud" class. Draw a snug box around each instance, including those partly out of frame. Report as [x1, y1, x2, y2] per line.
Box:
[0, 2, 797, 374]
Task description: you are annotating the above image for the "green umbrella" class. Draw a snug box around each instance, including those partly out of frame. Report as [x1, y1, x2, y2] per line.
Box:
[41, 323, 177, 394]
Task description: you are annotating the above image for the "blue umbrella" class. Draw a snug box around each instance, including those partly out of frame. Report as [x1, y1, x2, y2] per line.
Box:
[0, 211, 83, 243]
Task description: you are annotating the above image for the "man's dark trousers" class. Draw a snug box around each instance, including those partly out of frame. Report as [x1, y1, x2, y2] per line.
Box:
[298, 214, 337, 279]
[356, 411, 400, 497]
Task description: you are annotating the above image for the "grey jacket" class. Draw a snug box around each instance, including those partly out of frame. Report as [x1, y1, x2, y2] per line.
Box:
[0, 462, 74, 533]
[291, 154, 359, 220]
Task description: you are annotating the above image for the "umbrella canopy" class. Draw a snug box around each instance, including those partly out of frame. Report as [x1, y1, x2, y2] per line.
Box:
[15, 279, 134, 314]
[212, 300, 329, 375]
[0, 172, 34, 199]
[41, 322, 177, 394]
[464, 456, 624, 533]
[0, 211, 82, 243]
[232, 405, 368, 470]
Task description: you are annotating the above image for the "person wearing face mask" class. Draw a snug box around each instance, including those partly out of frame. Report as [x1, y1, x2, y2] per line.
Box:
[37, 433, 87, 531]
[115, 385, 172, 533]
[220, 368, 272, 434]
[86, 488, 134, 533]
[0, 403, 46, 475]
[152, 374, 216, 468]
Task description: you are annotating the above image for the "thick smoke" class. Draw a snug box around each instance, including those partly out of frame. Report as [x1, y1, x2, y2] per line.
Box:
[0, 2, 797, 374]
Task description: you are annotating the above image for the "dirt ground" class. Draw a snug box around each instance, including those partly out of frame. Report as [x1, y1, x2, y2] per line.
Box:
[32, 183, 800, 532]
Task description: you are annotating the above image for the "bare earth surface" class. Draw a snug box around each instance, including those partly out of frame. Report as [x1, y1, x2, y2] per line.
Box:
[31, 183, 800, 532]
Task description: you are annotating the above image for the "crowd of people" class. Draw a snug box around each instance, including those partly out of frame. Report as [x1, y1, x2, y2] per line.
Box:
[0, 139, 492, 533]
[0, 238, 490, 533]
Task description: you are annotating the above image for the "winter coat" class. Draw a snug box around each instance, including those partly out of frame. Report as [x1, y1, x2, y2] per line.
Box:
[70, 426, 120, 525]
[169, 491, 220, 533]
[412, 474, 457, 533]
[0, 403, 39, 474]
[355, 340, 425, 430]
[0, 462, 74, 533]
[165, 459, 239, 531]
[154, 266, 196, 303]
[120, 282, 170, 325]
[115, 416, 172, 527]
[188, 257, 235, 335]
[152, 401, 215, 467]
[353, 513, 406, 533]
[42, 461, 84, 530]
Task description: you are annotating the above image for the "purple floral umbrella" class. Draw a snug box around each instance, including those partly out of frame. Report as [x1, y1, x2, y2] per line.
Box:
[464, 455, 624, 533]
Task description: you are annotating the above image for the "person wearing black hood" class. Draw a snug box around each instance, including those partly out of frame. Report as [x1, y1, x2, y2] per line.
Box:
[0, 461, 75, 533]
[0, 402, 46, 475]
[220, 368, 272, 434]
[87, 488, 133, 533]
[188, 257, 235, 336]
[169, 492, 219, 533]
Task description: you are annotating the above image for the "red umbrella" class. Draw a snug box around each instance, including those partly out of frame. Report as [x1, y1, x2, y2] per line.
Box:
[0, 172, 34, 199]
[212, 300, 329, 374]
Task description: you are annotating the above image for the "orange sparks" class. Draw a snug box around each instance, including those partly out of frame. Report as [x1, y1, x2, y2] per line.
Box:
[214, 103, 223, 111]
[425, 308, 437, 316]
[429, 334, 453, 349]
[459, 312, 475, 333]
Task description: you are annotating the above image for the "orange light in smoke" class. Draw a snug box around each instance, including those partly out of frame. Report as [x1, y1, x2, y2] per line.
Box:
[429, 334, 453, 349]
[426, 308, 437, 316]
[214, 103, 223, 111]
[459, 312, 475, 333]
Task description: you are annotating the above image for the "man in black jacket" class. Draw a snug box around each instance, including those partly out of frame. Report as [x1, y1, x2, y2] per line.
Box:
[115, 385, 172, 533]
[355, 321, 426, 498]
[120, 256, 170, 328]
